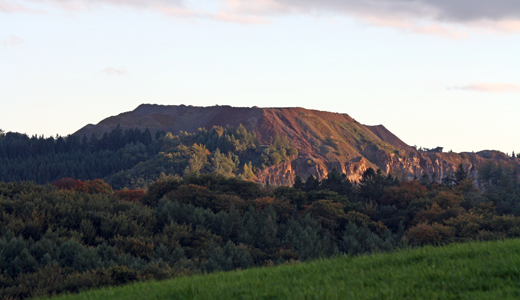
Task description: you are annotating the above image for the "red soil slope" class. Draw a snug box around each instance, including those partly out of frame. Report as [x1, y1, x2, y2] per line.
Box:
[74, 104, 518, 185]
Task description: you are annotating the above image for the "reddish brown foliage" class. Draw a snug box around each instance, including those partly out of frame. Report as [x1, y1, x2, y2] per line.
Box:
[52, 178, 113, 195]
[406, 222, 454, 246]
[253, 196, 276, 208]
[413, 202, 465, 226]
[114, 190, 145, 202]
[52, 178, 85, 191]
[381, 180, 428, 208]
[432, 191, 463, 210]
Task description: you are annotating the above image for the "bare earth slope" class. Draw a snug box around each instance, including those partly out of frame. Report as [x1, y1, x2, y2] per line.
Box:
[74, 104, 518, 185]
[366, 125, 417, 153]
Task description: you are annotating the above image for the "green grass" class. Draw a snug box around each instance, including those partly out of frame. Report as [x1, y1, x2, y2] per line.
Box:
[45, 239, 520, 300]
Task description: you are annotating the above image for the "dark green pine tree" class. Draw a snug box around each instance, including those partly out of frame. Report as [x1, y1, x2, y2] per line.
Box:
[142, 128, 153, 146]
[304, 174, 320, 192]
[454, 163, 468, 186]
[293, 175, 304, 190]
[358, 168, 391, 202]
[320, 168, 353, 196]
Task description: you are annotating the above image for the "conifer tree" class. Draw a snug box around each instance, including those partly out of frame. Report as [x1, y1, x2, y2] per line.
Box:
[304, 174, 320, 192]
[454, 163, 468, 186]
[293, 175, 304, 190]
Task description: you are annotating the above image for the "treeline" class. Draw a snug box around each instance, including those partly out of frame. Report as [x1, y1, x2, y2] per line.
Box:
[0, 125, 297, 188]
[0, 126, 156, 159]
[0, 127, 155, 184]
[1, 159, 520, 299]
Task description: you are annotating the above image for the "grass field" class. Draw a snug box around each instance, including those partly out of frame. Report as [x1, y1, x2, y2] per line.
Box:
[44, 239, 520, 300]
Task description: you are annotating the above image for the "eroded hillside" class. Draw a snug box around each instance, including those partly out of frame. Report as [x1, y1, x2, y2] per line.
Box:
[74, 104, 519, 185]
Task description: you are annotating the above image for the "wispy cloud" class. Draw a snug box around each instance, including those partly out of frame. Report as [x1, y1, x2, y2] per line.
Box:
[450, 83, 520, 92]
[1, 0, 267, 24]
[250, 0, 520, 23]
[211, 11, 268, 24]
[1, 0, 184, 13]
[2, 35, 24, 46]
[101, 67, 128, 75]
[350, 13, 470, 39]
[155, 5, 268, 23]
[220, 0, 520, 35]
[0, 0, 42, 13]
[223, 0, 287, 15]
[4, 0, 520, 34]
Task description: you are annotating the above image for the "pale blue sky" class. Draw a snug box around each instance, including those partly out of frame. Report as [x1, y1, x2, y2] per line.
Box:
[1, 0, 520, 153]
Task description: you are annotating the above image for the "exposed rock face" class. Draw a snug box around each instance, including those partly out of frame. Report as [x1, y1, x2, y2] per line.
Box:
[74, 104, 518, 186]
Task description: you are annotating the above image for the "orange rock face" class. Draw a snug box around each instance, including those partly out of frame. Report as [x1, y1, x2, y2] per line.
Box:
[74, 104, 519, 186]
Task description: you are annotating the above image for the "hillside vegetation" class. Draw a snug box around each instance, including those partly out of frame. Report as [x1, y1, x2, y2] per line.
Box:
[0, 125, 299, 188]
[44, 239, 520, 300]
[1, 159, 520, 299]
[70, 104, 520, 184]
[2, 105, 520, 187]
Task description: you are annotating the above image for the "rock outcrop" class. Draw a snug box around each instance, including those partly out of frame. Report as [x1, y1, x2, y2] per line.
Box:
[74, 104, 518, 186]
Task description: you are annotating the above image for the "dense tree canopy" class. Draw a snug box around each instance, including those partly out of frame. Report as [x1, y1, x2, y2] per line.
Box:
[0, 161, 519, 299]
[0, 125, 298, 189]
[1, 126, 520, 299]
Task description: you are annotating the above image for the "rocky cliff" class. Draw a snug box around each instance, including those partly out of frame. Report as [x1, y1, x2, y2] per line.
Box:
[74, 104, 518, 185]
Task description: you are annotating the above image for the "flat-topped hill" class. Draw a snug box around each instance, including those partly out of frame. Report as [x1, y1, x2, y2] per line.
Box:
[74, 104, 518, 184]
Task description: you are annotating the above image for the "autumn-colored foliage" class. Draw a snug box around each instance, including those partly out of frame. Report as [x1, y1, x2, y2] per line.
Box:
[253, 196, 276, 208]
[52, 177, 84, 190]
[85, 179, 114, 194]
[413, 202, 464, 225]
[115, 190, 145, 202]
[381, 180, 427, 208]
[407, 222, 454, 246]
[53, 178, 113, 195]
[432, 191, 463, 210]
[3, 158, 520, 299]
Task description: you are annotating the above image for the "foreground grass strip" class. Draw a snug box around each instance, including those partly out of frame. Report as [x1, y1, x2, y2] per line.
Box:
[46, 239, 520, 300]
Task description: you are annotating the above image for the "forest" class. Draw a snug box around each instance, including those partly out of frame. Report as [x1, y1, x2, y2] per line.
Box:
[0, 125, 296, 188]
[1, 127, 520, 299]
[1, 159, 520, 298]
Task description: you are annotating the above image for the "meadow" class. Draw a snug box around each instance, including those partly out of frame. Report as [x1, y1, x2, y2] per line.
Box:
[44, 239, 520, 300]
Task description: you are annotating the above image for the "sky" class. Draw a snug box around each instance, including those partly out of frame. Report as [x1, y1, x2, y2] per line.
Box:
[1, 0, 520, 154]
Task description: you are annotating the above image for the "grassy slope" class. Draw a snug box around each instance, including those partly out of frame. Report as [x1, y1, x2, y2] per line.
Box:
[45, 239, 520, 300]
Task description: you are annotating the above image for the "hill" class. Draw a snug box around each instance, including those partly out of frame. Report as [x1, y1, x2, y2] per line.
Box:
[44, 239, 520, 300]
[74, 104, 519, 185]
